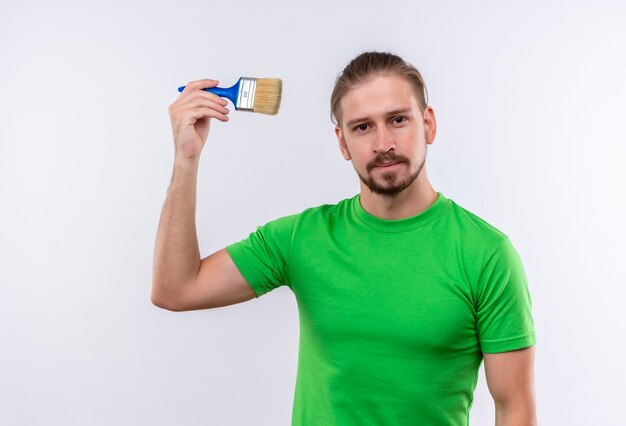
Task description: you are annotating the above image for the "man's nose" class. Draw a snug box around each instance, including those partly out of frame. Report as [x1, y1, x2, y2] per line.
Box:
[373, 126, 395, 153]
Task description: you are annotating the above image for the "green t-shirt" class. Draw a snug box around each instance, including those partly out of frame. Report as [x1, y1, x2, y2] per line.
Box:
[226, 192, 536, 426]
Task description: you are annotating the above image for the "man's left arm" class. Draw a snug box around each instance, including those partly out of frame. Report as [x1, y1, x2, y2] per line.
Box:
[483, 345, 537, 426]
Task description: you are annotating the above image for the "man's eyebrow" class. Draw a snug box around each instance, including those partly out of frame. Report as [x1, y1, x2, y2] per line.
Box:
[345, 108, 413, 128]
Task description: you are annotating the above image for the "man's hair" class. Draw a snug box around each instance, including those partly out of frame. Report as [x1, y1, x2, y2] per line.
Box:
[330, 51, 429, 126]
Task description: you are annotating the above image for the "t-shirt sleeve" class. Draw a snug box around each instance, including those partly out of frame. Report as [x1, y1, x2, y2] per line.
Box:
[475, 237, 536, 353]
[225, 213, 299, 298]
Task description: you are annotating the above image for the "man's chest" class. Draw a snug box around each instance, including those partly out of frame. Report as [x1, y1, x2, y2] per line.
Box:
[288, 231, 480, 357]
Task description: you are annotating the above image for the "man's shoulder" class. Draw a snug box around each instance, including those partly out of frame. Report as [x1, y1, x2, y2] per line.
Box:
[444, 197, 509, 245]
[263, 195, 357, 229]
[299, 195, 356, 217]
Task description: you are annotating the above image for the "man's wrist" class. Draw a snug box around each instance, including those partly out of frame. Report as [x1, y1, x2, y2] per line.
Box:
[169, 156, 200, 189]
[174, 154, 200, 169]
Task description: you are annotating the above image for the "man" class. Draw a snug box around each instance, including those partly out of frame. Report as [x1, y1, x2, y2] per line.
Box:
[152, 51, 537, 425]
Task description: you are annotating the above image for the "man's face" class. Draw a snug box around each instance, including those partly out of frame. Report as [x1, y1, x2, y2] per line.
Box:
[335, 74, 436, 196]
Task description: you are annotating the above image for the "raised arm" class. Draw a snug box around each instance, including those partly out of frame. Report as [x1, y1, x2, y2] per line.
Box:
[483, 345, 537, 426]
[151, 79, 256, 311]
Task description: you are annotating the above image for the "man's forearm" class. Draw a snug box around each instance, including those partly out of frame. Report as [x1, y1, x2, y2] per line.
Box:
[152, 157, 202, 308]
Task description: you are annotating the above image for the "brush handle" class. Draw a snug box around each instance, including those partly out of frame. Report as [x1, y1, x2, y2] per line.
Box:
[177, 78, 242, 109]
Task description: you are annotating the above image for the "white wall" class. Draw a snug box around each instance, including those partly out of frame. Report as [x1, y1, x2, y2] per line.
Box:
[1, 0, 625, 424]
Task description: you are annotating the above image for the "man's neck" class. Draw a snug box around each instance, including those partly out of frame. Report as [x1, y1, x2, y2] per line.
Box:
[358, 174, 438, 220]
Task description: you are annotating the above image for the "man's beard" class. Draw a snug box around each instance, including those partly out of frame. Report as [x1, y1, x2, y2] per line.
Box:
[354, 145, 427, 196]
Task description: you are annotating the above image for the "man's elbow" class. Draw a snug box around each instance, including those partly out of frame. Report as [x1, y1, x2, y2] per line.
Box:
[151, 294, 179, 311]
[151, 281, 187, 312]
[494, 397, 537, 426]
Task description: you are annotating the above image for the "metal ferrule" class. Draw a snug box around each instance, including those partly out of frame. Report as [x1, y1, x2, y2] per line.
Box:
[236, 77, 257, 111]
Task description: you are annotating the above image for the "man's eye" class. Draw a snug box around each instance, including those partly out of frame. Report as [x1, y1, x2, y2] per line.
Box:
[355, 124, 369, 132]
[392, 116, 406, 124]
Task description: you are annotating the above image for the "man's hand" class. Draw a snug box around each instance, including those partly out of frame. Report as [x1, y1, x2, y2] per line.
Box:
[484, 345, 537, 425]
[167, 79, 230, 161]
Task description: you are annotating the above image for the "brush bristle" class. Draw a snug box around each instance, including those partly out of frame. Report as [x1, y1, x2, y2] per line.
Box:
[253, 78, 282, 115]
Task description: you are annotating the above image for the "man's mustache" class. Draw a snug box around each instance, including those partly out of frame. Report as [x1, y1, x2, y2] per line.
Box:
[366, 152, 410, 172]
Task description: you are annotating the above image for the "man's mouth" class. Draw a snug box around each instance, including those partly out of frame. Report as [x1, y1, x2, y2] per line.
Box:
[366, 154, 409, 172]
[374, 162, 400, 169]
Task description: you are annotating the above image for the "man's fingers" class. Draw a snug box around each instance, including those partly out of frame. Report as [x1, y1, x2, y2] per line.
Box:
[171, 79, 231, 124]
[171, 97, 230, 119]
[170, 91, 230, 116]
[190, 107, 229, 122]
[178, 82, 228, 107]
[185, 97, 230, 115]
[183, 79, 220, 92]
[184, 90, 229, 107]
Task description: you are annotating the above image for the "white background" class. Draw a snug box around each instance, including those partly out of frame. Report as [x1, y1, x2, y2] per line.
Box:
[1, 0, 625, 424]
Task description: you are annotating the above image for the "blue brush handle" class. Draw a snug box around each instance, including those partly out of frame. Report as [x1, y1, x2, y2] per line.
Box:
[177, 78, 242, 110]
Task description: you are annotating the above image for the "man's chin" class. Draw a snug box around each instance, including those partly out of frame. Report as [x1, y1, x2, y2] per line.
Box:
[365, 179, 410, 196]
[359, 172, 420, 196]
[369, 185, 407, 196]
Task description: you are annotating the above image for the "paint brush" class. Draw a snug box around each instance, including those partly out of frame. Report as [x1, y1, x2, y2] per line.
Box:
[177, 77, 282, 115]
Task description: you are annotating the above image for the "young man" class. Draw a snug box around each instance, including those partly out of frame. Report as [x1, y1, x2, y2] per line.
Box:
[152, 52, 537, 425]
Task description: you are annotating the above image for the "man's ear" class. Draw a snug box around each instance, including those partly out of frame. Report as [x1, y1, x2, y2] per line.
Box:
[335, 125, 352, 161]
[423, 106, 437, 145]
